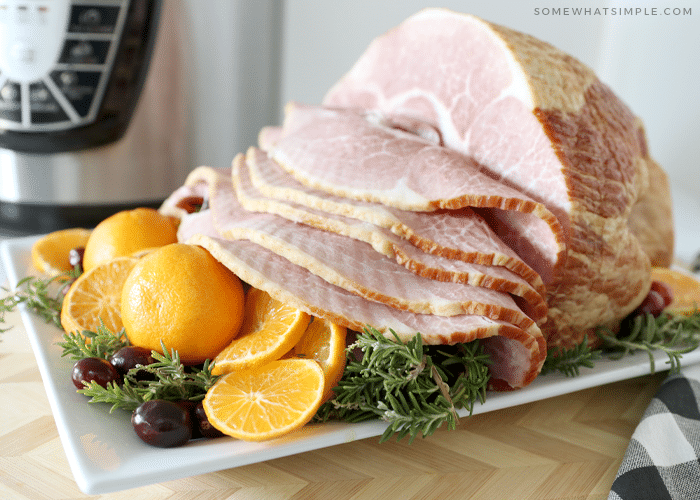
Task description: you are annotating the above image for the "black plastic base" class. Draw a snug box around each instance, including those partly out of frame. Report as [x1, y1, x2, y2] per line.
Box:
[0, 200, 162, 235]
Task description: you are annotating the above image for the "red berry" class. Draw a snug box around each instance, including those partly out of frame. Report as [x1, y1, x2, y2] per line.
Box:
[195, 402, 225, 439]
[72, 357, 120, 389]
[635, 290, 666, 318]
[109, 346, 155, 381]
[650, 280, 674, 309]
[132, 400, 193, 448]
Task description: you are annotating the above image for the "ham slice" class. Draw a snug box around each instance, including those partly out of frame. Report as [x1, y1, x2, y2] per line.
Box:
[323, 8, 673, 348]
[177, 207, 545, 390]
[185, 165, 543, 334]
[236, 147, 547, 320]
[260, 102, 564, 285]
[245, 142, 543, 291]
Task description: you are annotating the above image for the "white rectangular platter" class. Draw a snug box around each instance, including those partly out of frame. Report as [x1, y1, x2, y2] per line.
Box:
[3, 235, 699, 495]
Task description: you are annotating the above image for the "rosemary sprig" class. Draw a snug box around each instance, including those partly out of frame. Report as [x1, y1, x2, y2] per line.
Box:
[77, 342, 220, 412]
[598, 311, 700, 373]
[314, 326, 491, 443]
[540, 335, 602, 377]
[542, 310, 700, 377]
[1, 271, 77, 331]
[57, 321, 130, 360]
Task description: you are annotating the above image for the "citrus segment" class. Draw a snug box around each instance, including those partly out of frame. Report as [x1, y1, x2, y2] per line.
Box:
[652, 267, 700, 315]
[203, 358, 325, 441]
[82, 207, 178, 273]
[294, 318, 347, 400]
[31, 228, 92, 276]
[212, 288, 311, 375]
[61, 256, 138, 334]
[120, 243, 245, 364]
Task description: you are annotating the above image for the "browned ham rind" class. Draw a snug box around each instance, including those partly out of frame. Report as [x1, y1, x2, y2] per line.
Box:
[323, 8, 673, 349]
[628, 156, 674, 268]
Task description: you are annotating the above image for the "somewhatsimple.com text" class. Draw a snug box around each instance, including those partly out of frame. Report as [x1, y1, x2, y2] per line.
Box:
[534, 7, 691, 15]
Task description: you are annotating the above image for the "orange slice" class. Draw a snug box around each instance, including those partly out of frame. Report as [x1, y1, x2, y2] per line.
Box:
[211, 288, 310, 375]
[652, 267, 700, 315]
[294, 317, 347, 400]
[31, 228, 92, 276]
[61, 256, 139, 334]
[203, 358, 325, 441]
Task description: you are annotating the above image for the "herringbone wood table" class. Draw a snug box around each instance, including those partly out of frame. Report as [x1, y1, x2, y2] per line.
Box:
[0, 305, 664, 500]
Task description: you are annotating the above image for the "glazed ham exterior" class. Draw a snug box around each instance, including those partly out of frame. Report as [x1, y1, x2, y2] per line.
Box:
[323, 8, 673, 348]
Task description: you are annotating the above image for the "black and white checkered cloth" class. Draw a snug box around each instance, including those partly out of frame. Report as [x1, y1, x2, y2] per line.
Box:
[609, 367, 700, 500]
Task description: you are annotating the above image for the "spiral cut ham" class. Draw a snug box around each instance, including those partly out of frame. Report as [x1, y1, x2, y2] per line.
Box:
[323, 8, 673, 348]
[173, 168, 545, 390]
[260, 103, 565, 286]
[237, 147, 548, 320]
[163, 8, 674, 389]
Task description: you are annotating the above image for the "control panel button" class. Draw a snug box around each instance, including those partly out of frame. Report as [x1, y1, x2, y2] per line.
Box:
[50, 69, 101, 117]
[59, 39, 111, 65]
[0, 80, 22, 122]
[29, 81, 69, 124]
[68, 5, 120, 34]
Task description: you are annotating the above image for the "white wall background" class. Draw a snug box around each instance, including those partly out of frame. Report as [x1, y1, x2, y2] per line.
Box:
[178, 0, 282, 172]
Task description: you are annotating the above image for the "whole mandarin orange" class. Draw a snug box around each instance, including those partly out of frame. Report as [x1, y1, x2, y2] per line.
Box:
[120, 243, 245, 364]
[82, 208, 178, 273]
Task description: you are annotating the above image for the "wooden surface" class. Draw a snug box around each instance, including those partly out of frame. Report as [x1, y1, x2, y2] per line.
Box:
[0, 300, 666, 500]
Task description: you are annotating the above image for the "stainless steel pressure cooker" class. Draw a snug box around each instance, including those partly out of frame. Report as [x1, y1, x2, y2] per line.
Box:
[0, 0, 188, 234]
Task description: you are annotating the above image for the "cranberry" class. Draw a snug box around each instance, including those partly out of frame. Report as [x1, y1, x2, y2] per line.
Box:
[173, 401, 202, 440]
[194, 402, 225, 439]
[132, 400, 193, 448]
[650, 280, 674, 309]
[109, 346, 156, 381]
[175, 196, 204, 214]
[72, 357, 120, 389]
[634, 290, 667, 318]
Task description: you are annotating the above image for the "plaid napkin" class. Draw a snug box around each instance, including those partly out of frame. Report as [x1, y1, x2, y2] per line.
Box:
[609, 366, 700, 500]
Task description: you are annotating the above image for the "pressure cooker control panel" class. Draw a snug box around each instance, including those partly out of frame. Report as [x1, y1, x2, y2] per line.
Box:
[0, 0, 161, 152]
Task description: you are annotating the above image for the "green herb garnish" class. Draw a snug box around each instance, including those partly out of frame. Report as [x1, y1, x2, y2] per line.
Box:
[542, 310, 700, 377]
[314, 326, 491, 443]
[540, 334, 602, 377]
[57, 320, 130, 360]
[1, 271, 77, 331]
[598, 311, 700, 373]
[58, 323, 219, 412]
[77, 343, 219, 413]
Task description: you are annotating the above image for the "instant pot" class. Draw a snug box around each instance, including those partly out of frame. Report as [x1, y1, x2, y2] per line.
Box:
[0, 0, 189, 234]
